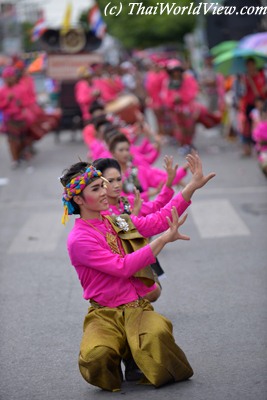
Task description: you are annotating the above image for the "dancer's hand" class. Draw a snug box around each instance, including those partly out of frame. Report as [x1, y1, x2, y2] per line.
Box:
[163, 155, 178, 188]
[132, 187, 143, 216]
[181, 150, 216, 202]
[149, 208, 190, 257]
[162, 207, 190, 244]
[186, 150, 216, 190]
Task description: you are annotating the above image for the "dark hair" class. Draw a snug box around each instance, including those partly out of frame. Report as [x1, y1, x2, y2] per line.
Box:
[102, 122, 116, 136]
[102, 125, 119, 141]
[92, 115, 109, 130]
[108, 133, 130, 153]
[89, 100, 105, 115]
[93, 158, 121, 174]
[60, 161, 88, 215]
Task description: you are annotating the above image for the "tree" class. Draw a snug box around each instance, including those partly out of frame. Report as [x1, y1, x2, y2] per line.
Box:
[22, 22, 41, 52]
[79, 0, 196, 49]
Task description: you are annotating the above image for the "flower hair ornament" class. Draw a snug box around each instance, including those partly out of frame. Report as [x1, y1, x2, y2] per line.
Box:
[61, 165, 107, 225]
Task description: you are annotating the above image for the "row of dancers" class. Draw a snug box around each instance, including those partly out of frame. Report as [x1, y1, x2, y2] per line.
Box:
[60, 148, 216, 391]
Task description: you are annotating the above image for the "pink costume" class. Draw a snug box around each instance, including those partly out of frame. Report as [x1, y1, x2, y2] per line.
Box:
[120, 126, 160, 166]
[82, 124, 96, 148]
[252, 120, 267, 151]
[160, 72, 200, 145]
[0, 83, 25, 129]
[17, 75, 60, 137]
[67, 191, 190, 307]
[94, 76, 124, 103]
[130, 137, 160, 166]
[145, 69, 167, 110]
[102, 184, 174, 217]
[86, 131, 159, 166]
[252, 120, 267, 170]
[88, 138, 112, 160]
[121, 162, 187, 201]
[75, 79, 98, 121]
[16, 75, 42, 126]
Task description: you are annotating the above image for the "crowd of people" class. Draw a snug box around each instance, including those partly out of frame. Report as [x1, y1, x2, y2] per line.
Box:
[73, 54, 267, 177]
[74, 57, 223, 155]
[1, 52, 266, 176]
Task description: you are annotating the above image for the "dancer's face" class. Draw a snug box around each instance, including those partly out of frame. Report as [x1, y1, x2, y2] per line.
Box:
[102, 168, 122, 201]
[112, 141, 131, 164]
[74, 178, 109, 215]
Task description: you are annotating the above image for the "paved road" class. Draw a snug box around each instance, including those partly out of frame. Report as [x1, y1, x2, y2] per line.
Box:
[0, 127, 266, 400]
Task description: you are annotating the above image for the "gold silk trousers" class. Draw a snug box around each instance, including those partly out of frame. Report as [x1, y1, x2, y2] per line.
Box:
[78, 299, 193, 391]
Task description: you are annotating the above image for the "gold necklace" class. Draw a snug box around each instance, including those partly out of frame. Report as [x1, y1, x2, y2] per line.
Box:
[81, 217, 121, 255]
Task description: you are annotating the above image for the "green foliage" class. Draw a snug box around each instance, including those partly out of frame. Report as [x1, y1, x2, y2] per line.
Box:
[96, 0, 196, 49]
[22, 22, 39, 52]
[79, 10, 90, 31]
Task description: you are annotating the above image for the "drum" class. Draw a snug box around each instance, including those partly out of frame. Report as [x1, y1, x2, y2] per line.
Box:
[105, 94, 140, 124]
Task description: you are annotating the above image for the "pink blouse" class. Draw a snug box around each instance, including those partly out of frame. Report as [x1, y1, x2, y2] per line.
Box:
[0, 84, 25, 124]
[161, 73, 199, 109]
[121, 162, 187, 201]
[102, 185, 174, 217]
[67, 191, 190, 307]
[75, 80, 97, 121]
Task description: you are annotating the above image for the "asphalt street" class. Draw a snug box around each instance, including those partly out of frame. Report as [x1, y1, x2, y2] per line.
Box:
[0, 126, 266, 400]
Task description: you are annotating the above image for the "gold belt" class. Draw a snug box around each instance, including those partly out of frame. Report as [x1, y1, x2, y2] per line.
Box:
[90, 298, 144, 309]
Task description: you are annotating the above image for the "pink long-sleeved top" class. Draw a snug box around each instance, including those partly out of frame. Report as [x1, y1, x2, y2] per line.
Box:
[145, 69, 167, 109]
[87, 135, 159, 167]
[93, 76, 124, 103]
[120, 125, 160, 166]
[0, 83, 25, 125]
[67, 191, 191, 307]
[89, 138, 112, 160]
[122, 162, 187, 201]
[130, 137, 160, 166]
[75, 80, 98, 121]
[17, 75, 36, 106]
[102, 185, 174, 217]
[16, 75, 44, 125]
[82, 124, 96, 148]
[160, 73, 199, 109]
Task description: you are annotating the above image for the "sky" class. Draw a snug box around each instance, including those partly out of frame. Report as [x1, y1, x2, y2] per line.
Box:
[42, 0, 93, 28]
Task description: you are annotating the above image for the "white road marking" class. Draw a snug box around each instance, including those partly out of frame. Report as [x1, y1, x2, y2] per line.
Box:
[190, 199, 250, 238]
[7, 212, 64, 254]
[196, 186, 267, 195]
[0, 178, 9, 186]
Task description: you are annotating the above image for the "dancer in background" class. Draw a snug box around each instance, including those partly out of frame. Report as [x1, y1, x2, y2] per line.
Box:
[0, 66, 27, 168]
[75, 66, 100, 124]
[161, 59, 221, 153]
[145, 59, 167, 135]
[108, 133, 188, 200]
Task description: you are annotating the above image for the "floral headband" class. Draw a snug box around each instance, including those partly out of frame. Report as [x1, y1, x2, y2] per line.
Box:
[61, 165, 104, 225]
